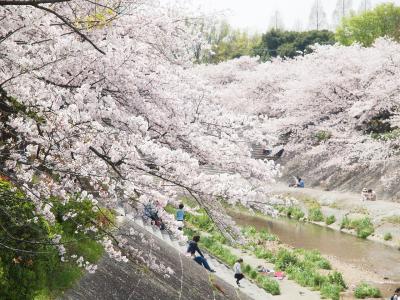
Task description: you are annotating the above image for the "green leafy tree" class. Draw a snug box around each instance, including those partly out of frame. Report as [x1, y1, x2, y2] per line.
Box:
[253, 29, 335, 61]
[336, 3, 400, 46]
[201, 20, 261, 64]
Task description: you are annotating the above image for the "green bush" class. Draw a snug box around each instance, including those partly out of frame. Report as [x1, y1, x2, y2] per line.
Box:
[320, 283, 342, 300]
[243, 264, 252, 274]
[259, 229, 278, 241]
[384, 232, 393, 241]
[0, 179, 106, 300]
[315, 130, 332, 142]
[352, 218, 374, 239]
[303, 250, 331, 270]
[325, 215, 336, 225]
[327, 271, 346, 289]
[256, 276, 280, 295]
[340, 217, 374, 239]
[254, 247, 274, 261]
[250, 270, 258, 279]
[275, 249, 298, 270]
[308, 207, 324, 222]
[340, 216, 351, 229]
[286, 265, 326, 288]
[287, 207, 305, 220]
[354, 283, 381, 299]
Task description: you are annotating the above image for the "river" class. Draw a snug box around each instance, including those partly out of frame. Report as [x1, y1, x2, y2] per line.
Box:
[231, 211, 400, 297]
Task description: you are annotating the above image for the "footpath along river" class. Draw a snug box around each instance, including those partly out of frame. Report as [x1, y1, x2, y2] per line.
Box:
[230, 211, 400, 298]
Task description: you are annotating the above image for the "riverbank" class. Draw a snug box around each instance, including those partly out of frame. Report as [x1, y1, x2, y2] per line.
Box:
[229, 209, 399, 299]
[270, 183, 400, 250]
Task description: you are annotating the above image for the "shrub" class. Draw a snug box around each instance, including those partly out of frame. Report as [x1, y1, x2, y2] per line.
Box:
[352, 218, 374, 239]
[384, 232, 393, 241]
[286, 265, 326, 288]
[315, 130, 332, 142]
[327, 271, 346, 289]
[354, 283, 381, 299]
[340, 216, 351, 229]
[256, 276, 280, 295]
[0, 179, 106, 300]
[243, 264, 252, 274]
[259, 229, 278, 241]
[250, 270, 258, 279]
[325, 215, 336, 225]
[275, 249, 298, 270]
[308, 207, 324, 222]
[303, 250, 331, 270]
[287, 206, 305, 220]
[254, 247, 274, 261]
[320, 283, 341, 300]
[341, 217, 374, 239]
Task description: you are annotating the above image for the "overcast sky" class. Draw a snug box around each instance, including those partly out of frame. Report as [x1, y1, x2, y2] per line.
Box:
[189, 0, 400, 32]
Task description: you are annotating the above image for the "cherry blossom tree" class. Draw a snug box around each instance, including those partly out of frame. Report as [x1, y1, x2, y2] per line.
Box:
[196, 39, 400, 194]
[0, 0, 280, 270]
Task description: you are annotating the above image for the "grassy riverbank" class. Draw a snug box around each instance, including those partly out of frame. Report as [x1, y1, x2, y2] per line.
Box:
[166, 202, 350, 300]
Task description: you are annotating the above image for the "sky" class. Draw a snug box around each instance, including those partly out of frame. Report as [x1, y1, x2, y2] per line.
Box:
[189, 0, 400, 32]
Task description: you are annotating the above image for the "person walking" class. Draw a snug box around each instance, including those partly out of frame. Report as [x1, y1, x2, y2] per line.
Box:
[391, 287, 400, 300]
[176, 203, 185, 230]
[234, 258, 244, 286]
[187, 235, 215, 272]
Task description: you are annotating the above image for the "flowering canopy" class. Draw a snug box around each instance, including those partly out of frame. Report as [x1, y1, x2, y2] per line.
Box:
[0, 0, 279, 267]
[196, 39, 400, 192]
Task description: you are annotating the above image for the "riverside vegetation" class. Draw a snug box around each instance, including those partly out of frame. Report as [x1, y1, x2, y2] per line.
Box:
[166, 203, 351, 300]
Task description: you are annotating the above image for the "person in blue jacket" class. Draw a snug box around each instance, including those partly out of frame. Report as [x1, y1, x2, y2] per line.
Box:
[187, 235, 215, 272]
[297, 177, 305, 188]
[176, 203, 185, 230]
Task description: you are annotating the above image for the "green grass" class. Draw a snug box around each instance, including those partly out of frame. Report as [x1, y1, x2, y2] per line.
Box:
[354, 283, 381, 299]
[315, 130, 332, 142]
[325, 215, 336, 225]
[180, 205, 347, 299]
[256, 276, 280, 295]
[276, 205, 305, 220]
[320, 283, 342, 300]
[383, 232, 393, 241]
[308, 207, 324, 222]
[340, 217, 374, 239]
[371, 128, 400, 141]
[383, 215, 400, 225]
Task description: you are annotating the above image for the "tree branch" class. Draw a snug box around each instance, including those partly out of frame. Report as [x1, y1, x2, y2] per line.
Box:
[0, 0, 69, 5]
[32, 3, 106, 55]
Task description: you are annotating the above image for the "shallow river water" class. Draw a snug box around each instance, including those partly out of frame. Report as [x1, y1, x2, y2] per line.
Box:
[231, 212, 400, 297]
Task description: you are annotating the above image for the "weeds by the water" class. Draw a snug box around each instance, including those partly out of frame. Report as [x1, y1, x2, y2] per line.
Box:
[325, 215, 336, 225]
[383, 215, 400, 225]
[276, 205, 305, 220]
[178, 207, 347, 300]
[383, 232, 393, 241]
[354, 283, 381, 299]
[340, 217, 374, 239]
[308, 207, 324, 222]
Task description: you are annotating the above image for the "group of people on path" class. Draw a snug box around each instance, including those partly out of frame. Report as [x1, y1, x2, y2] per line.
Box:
[176, 203, 247, 286]
[289, 175, 305, 188]
[187, 234, 247, 286]
[361, 188, 377, 201]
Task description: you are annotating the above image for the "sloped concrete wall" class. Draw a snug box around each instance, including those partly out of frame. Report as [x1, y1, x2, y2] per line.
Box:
[61, 220, 250, 300]
[280, 151, 400, 201]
